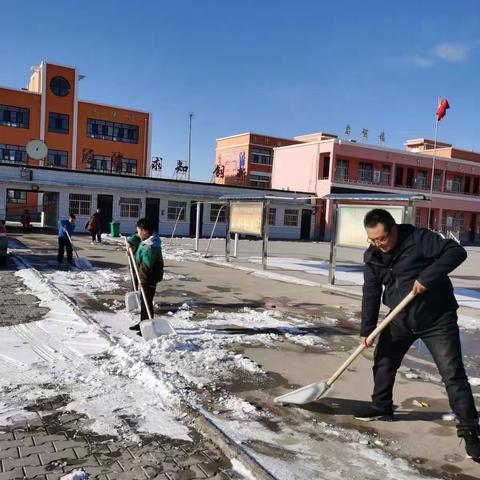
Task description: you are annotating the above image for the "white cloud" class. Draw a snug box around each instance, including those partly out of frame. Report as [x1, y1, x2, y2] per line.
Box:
[408, 55, 434, 67]
[433, 43, 467, 62]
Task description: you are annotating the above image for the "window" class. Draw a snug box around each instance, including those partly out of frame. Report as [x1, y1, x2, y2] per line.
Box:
[84, 155, 137, 175]
[395, 166, 404, 186]
[284, 209, 298, 226]
[268, 208, 276, 226]
[50, 76, 70, 97]
[406, 168, 414, 187]
[0, 104, 29, 128]
[358, 162, 373, 182]
[122, 158, 137, 174]
[452, 175, 463, 193]
[415, 170, 427, 189]
[250, 174, 270, 188]
[69, 193, 91, 216]
[380, 165, 390, 185]
[120, 197, 141, 218]
[454, 212, 464, 231]
[433, 173, 442, 191]
[0, 144, 27, 164]
[250, 149, 272, 165]
[6, 190, 26, 204]
[168, 201, 186, 221]
[210, 204, 226, 222]
[87, 118, 139, 144]
[48, 112, 69, 133]
[335, 159, 349, 180]
[321, 156, 331, 178]
[47, 150, 68, 168]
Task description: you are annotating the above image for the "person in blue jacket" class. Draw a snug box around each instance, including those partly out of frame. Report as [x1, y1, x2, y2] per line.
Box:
[57, 214, 76, 265]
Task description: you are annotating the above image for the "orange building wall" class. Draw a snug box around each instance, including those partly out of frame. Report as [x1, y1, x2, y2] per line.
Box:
[0, 88, 41, 165]
[77, 101, 149, 175]
[44, 64, 76, 168]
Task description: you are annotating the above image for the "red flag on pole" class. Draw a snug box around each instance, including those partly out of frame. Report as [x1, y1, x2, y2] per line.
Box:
[436, 98, 450, 122]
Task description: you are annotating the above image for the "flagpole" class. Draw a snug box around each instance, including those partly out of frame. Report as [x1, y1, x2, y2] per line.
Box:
[427, 105, 440, 230]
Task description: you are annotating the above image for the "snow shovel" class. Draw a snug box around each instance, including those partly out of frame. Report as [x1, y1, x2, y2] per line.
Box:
[274, 291, 416, 405]
[63, 229, 93, 270]
[126, 242, 176, 338]
[123, 237, 141, 313]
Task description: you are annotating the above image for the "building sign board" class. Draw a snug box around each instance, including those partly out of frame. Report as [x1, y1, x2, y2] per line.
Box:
[229, 202, 263, 236]
[336, 205, 405, 248]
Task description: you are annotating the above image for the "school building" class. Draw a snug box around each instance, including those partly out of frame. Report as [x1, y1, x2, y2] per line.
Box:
[0, 61, 316, 240]
[270, 134, 480, 243]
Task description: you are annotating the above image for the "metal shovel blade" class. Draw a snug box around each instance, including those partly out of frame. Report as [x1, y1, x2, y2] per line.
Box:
[140, 318, 176, 340]
[75, 257, 93, 270]
[274, 382, 331, 405]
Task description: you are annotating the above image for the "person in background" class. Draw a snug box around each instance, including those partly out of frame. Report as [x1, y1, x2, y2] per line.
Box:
[127, 218, 164, 333]
[57, 214, 76, 265]
[21, 209, 32, 231]
[86, 208, 102, 244]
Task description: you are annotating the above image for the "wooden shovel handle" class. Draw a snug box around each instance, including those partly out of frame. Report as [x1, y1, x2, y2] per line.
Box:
[326, 291, 416, 387]
[124, 237, 154, 321]
[123, 236, 137, 290]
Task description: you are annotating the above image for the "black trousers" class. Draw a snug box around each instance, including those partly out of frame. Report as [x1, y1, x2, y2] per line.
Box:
[372, 310, 479, 434]
[57, 237, 73, 264]
[90, 231, 102, 242]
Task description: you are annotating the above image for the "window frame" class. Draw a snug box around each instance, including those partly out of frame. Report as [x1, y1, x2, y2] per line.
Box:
[210, 203, 226, 223]
[69, 194, 91, 216]
[6, 189, 27, 204]
[87, 118, 139, 144]
[119, 197, 141, 218]
[47, 150, 68, 168]
[48, 112, 69, 134]
[284, 209, 299, 227]
[0, 144, 27, 164]
[268, 208, 276, 226]
[0, 104, 30, 128]
[167, 201, 186, 221]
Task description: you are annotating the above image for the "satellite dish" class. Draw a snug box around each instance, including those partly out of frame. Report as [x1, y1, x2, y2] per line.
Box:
[26, 140, 48, 160]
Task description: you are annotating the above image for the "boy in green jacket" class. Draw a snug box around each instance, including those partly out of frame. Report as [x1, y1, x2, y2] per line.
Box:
[127, 218, 164, 332]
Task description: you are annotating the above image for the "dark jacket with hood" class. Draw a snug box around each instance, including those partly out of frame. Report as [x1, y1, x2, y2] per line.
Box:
[361, 224, 466, 337]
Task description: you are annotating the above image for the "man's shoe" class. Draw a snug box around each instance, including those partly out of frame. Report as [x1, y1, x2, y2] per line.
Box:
[129, 323, 141, 331]
[460, 431, 480, 461]
[353, 405, 394, 422]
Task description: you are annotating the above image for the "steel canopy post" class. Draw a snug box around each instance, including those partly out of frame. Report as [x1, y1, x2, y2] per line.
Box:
[328, 201, 338, 285]
[261, 199, 269, 270]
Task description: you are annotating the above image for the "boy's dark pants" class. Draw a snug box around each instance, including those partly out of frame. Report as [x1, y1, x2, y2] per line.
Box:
[372, 310, 479, 434]
[57, 237, 73, 264]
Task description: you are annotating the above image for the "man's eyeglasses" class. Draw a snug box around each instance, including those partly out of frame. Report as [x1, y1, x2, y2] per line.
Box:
[367, 231, 390, 246]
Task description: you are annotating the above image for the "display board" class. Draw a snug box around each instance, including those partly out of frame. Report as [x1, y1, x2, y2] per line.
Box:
[229, 202, 264, 236]
[336, 205, 405, 248]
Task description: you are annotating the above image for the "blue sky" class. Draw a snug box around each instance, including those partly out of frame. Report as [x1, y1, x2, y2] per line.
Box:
[1, 0, 479, 181]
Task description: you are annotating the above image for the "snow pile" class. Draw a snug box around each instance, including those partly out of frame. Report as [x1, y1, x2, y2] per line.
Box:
[61, 470, 90, 480]
[43, 269, 126, 296]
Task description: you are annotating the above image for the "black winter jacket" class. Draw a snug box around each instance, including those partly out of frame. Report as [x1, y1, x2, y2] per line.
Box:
[361, 224, 466, 336]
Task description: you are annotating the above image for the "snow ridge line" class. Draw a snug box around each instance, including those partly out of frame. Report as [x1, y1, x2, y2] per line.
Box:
[10, 253, 278, 480]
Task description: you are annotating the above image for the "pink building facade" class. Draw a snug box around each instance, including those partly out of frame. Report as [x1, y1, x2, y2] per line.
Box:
[271, 137, 480, 242]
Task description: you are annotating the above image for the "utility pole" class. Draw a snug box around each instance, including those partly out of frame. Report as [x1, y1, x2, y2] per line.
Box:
[188, 112, 194, 181]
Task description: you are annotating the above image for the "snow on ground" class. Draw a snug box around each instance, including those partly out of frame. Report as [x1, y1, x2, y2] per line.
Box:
[209, 415, 439, 480]
[43, 268, 128, 296]
[5, 256, 446, 479]
[0, 266, 191, 441]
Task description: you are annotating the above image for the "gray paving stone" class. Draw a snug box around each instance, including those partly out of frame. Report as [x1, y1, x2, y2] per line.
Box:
[2, 454, 41, 471]
[0, 467, 25, 480]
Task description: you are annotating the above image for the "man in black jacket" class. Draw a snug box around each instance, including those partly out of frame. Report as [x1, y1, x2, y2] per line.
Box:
[355, 208, 479, 461]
